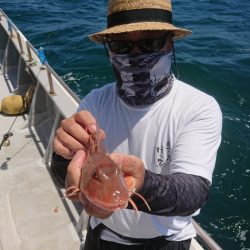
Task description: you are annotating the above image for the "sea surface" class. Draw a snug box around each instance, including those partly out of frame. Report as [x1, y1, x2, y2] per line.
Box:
[1, 0, 249, 249]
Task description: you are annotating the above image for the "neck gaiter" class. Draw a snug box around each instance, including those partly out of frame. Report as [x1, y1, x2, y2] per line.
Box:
[109, 51, 173, 106]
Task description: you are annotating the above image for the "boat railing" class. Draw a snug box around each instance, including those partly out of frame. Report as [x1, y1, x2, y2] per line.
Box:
[192, 220, 222, 250]
[25, 40, 81, 104]
[0, 8, 80, 109]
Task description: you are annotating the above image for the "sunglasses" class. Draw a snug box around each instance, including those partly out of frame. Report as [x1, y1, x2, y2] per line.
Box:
[106, 34, 171, 55]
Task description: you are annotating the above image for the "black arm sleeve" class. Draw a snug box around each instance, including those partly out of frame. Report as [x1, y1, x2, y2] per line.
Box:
[130, 170, 210, 216]
[50, 152, 70, 188]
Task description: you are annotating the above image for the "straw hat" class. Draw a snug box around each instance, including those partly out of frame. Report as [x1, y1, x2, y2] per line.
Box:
[89, 0, 192, 43]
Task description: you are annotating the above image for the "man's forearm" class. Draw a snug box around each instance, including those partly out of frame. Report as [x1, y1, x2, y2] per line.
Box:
[130, 171, 210, 216]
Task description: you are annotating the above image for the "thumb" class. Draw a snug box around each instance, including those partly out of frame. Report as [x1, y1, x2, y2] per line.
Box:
[120, 155, 145, 192]
[121, 155, 143, 176]
[109, 152, 124, 167]
[65, 150, 86, 189]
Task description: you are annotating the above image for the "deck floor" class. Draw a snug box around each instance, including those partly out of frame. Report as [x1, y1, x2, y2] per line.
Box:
[0, 68, 81, 249]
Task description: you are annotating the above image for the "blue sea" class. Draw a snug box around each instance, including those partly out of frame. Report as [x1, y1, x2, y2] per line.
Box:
[1, 0, 249, 249]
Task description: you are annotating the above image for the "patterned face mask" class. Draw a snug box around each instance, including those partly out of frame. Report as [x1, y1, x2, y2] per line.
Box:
[109, 51, 173, 106]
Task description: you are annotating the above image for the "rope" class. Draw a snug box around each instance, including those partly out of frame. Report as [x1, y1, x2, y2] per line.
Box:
[0, 132, 13, 150]
[0, 84, 35, 151]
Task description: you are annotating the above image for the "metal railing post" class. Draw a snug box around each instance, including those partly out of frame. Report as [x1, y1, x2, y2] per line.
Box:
[16, 31, 24, 54]
[47, 69, 56, 95]
[26, 42, 33, 62]
[7, 19, 14, 37]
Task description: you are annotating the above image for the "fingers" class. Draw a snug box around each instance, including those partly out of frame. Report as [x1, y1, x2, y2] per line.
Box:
[122, 156, 145, 192]
[110, 153, 142, 175]
[65, 150, 86, 201]
[60, 120, 89, 145]
[67, 150, 86, 186]
[61, 112, 94, 145]
[54, 123, 87, 158]
[110, 153, 145, 192]
[54, 135, 79, 159]
[121, 155, 144, 177]
[74, 111, 97, 133]
[53, 110, 104, 159]
[98, 128, 106, 140]
[109, 152, 124, 167]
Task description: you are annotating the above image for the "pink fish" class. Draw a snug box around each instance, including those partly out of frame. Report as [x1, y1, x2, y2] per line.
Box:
[66, 130, 150, 212]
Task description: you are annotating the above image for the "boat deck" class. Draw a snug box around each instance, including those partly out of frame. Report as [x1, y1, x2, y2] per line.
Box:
[0, 69, 81, 249]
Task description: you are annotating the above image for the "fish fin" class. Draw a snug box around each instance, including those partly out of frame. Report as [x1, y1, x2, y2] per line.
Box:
[129, 191, 151, 211]
[128, 198, 138, 214]
[64, 186, 80, 199]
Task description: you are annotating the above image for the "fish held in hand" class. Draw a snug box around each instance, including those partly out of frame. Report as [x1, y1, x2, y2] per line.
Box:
[66, 130, 150, 212]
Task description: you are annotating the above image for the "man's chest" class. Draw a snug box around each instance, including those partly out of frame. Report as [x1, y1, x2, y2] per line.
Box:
[102, 113, 177, 175]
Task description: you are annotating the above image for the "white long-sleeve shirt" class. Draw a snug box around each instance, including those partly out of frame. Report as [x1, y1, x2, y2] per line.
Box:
[78, 78, 222, 242]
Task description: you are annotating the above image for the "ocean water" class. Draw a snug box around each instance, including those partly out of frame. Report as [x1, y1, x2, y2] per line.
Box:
[1, 0, 249, 249]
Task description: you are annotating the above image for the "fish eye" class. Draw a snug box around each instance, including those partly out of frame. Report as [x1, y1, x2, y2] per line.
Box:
[93, 171, 99, 180]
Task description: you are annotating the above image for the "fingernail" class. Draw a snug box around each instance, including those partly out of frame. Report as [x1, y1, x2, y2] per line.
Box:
[89, 124, 96, 133]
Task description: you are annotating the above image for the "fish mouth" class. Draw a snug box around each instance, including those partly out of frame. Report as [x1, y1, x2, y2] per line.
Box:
[104, 204, 127, 211]
[94, 201, 128, 212]
[85, 194, 128, 211]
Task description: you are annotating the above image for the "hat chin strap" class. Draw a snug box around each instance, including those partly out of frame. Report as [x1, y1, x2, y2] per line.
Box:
[171, 40, 179, 79]
[103, 42, 110, 58]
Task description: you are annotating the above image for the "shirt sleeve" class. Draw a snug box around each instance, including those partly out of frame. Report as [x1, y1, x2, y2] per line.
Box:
[77, 94, 93, 113]
[132, 171, 210, 216]
[170, 98, 222, 183]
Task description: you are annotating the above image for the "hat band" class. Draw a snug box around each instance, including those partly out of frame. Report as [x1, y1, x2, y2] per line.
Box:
[107, 8, 172, 28]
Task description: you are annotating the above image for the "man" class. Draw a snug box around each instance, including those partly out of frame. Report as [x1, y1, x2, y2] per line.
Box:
[52, 0, 222, 249]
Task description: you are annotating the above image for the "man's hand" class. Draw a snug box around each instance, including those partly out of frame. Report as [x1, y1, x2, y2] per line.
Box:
[110, 153, 146, 192]
[65, 150, 112, 219]
[53, 110, 105, 159]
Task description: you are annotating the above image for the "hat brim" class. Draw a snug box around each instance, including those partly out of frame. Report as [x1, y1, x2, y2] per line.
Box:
[89, 22, 192, 43]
